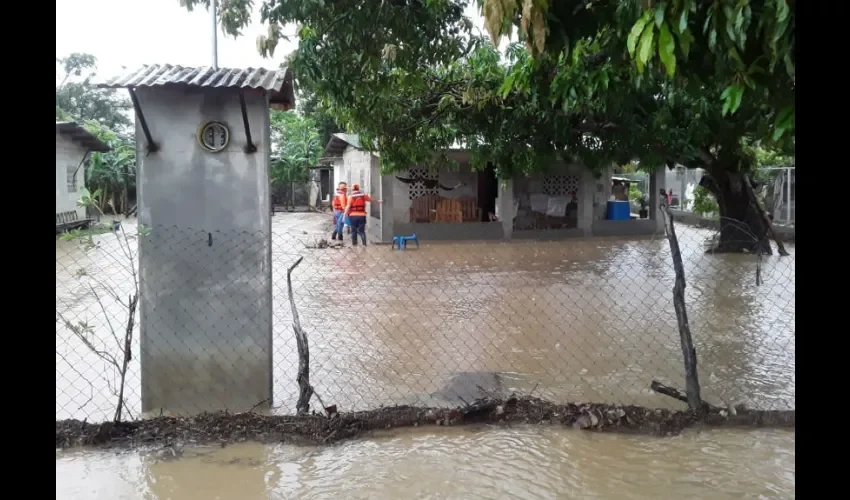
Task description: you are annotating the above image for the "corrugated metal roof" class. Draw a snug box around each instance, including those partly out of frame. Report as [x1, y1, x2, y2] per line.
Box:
[56, 122, 111, 153]
[322, 133, 363, 157]
[335, 133, 362, 149]
[97, 64, 295, 110]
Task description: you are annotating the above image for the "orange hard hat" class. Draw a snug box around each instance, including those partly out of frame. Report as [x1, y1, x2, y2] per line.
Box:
[352, 183, 361, 191]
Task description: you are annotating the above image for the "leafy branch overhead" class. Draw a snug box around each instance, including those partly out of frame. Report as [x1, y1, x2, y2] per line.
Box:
[179, 0, 792, 252]
[484, 0, 794, 139]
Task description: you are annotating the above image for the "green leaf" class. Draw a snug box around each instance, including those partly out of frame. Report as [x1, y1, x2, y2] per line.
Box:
[654, 4, 666, 28]
[637, 23, 655, 73]
[678, 30, 693, 58]
[708, 28, 717, 51]
[678, 9, 689, 34]
[628, 12, 652, 57]
[774, 106, 795, 133]
[498, 71, 518, 98]
[776, 0, 790, 24]
[658, 23, 676, 77]
[721, 84, 744, 116]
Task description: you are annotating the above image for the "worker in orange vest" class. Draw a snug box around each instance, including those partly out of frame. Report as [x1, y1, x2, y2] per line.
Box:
[344, 184, 381, 246]
[331, 182, 348, 240]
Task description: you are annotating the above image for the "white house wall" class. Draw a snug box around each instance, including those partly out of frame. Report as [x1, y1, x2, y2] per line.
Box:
[337, 146, 385, 242]
[56, 133, 88, 219]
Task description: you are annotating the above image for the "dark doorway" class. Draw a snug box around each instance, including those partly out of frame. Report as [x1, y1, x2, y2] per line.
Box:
[477, 164, 498, 222]
[319, 169, 331, 202]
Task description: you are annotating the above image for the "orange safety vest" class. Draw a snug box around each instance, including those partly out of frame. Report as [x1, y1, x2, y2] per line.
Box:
[348, 191, 368, 215]
[332, 191, 347, 211]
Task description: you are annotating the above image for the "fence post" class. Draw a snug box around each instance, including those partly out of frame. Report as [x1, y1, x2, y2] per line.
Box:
[785, 168, 792, 224]
[659, 199, 703, 413]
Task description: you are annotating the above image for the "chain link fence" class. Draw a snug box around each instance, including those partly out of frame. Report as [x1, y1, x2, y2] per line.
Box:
[56, 218, 795, 423]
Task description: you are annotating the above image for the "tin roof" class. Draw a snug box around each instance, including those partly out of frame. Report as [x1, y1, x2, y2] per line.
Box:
[56, 122, 111, 153]
[322, 133, 362, 158]
[97, 65, 295, 110]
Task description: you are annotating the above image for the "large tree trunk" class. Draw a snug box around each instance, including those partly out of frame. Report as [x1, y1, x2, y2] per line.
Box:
[699, 169, 773, 255]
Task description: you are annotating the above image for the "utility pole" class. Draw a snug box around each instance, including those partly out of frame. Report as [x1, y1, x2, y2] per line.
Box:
[211, 0, 218, 69]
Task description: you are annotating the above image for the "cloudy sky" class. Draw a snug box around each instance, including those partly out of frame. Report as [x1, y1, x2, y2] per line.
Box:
[56, 0, 489, 80]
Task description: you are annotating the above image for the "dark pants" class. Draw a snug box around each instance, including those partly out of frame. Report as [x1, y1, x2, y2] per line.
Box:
[349, 215, 367, 245]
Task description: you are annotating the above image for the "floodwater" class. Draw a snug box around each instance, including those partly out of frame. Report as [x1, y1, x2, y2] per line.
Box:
[56, 426, 795, 499]
[56, 213, 795, 421]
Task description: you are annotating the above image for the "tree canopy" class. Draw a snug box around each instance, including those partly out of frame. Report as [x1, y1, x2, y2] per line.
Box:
[179, 0, 794, 253]
[56, 53, 133, 132]
[270, 110, 323, 184]
[181, 1, 792, 173]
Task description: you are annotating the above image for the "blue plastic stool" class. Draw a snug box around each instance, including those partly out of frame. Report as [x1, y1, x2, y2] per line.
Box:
[392, 233, 419, 250]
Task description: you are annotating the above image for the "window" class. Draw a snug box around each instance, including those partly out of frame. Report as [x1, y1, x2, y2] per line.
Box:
[66, 167, 77, 193]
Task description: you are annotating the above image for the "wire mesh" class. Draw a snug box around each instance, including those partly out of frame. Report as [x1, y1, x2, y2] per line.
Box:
[56, 216, 795, 422]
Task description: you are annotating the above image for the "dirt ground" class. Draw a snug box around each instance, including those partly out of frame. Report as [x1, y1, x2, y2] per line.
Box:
[56, 397, 795, 450]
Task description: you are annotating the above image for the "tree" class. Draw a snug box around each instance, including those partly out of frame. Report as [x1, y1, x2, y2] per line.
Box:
[82, 121, 137, 215]
[481, 0, 795, 253]
[270, 110, 323, 207]
[282, 49, 344, 147]
[56, 53, 133, 132]
[178, 0, 794, 254]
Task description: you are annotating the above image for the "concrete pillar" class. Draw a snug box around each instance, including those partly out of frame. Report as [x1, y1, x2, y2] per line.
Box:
[380, 168, 394, 242]
[576, 167, 595, 236]
[649, 166, 667, 231]
[592, 166, 613, 221]
[135, 87, 273, 415]
[497, 179, 514, 239]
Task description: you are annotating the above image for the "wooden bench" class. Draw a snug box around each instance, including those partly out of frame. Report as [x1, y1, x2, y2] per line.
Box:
[410, 195, 481, 223]
[409, 194, 440, 222]
[56, 211, 94, 233]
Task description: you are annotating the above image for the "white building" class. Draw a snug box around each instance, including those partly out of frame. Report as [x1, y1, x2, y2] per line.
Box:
[321, 133, 667, 243]
[55, 121, 110, 222]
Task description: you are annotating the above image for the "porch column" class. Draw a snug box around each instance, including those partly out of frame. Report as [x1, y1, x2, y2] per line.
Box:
[380, 171, 394, 242]
[576, 167, 595, 236]
[497, 179, 514, 239]
[649, 166, 667, 231]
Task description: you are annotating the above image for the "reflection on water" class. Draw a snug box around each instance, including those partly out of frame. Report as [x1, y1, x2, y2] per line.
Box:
[56, 215, 795, 420]
[56, 426, 795, 499]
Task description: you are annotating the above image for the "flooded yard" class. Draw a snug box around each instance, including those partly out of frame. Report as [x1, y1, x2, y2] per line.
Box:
[56, 425, 795, 499]
[56, 213, 795, 421]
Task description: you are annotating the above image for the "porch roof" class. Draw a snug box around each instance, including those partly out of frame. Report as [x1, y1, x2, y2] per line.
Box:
[56, 122, 111, 153]
[322, 133, 362, 158]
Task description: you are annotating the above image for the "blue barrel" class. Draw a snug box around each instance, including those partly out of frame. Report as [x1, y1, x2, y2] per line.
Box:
[606, 200, 631, 221]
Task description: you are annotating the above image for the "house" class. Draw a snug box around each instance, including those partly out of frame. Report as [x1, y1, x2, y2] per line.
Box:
[321, 134, 668, 243]
[56, 121, 110, 227]
[308, 165, 333, 208]
[98, 64, 295, 415]
[320, 133, 388, 242]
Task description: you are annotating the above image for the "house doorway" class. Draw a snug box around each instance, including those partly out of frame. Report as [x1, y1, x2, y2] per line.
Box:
[319, 169, 331, 202]
[477, 164, 498, 222]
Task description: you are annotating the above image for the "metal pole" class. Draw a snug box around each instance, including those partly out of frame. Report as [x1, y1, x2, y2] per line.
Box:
[211, 0, 218, 69]
[785, 167, 792, 223]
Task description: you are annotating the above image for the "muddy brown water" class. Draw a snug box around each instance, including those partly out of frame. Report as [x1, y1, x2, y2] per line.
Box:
[55, 426, 794, 499]
[56, 214, 795, 420]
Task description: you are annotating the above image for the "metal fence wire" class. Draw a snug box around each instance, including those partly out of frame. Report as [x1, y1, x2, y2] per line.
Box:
[56, 220, 795, 423]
